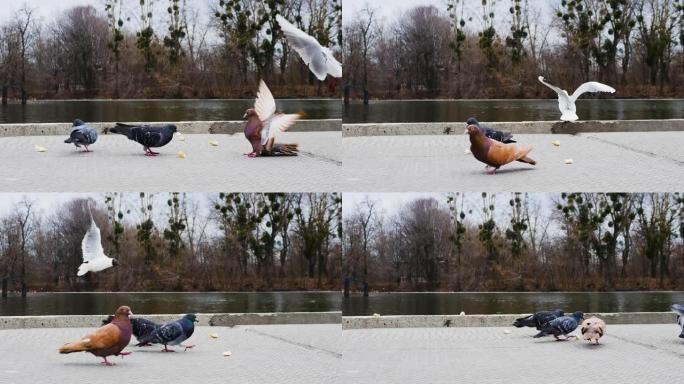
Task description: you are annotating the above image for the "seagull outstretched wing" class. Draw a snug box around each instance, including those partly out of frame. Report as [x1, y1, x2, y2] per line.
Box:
[276, 15, 342, 80]
[570, 81, 616, 101]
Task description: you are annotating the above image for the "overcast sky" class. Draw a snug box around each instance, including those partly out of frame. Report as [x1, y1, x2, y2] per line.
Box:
[343, 0, 557, 36]
[343, 192, 561, 231]
[0, 0, 214, 31]
[0, 193, 214, 227]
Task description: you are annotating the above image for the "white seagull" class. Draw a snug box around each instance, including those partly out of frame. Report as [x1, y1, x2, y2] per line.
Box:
[77, 212, 118, 276]
[276, 15, 342, 81]
[538, 76, 616, 121]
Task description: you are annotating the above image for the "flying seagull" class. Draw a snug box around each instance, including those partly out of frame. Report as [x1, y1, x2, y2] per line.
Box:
[276, 15, 342, 81]
[538, 76, 615, 121]
[77, 209, 119, 276]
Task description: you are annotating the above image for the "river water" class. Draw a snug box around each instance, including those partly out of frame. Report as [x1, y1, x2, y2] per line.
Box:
[343, 99, 684, 123]
[0, 99, 341, 124]
[342, 291, 684, 316]
[0, 291, 341, 316]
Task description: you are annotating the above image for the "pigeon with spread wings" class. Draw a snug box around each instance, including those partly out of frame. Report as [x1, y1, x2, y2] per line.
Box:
[77, 210, 119, 276]
[243, 80, 301, 157]
[276, 15, 342, 81]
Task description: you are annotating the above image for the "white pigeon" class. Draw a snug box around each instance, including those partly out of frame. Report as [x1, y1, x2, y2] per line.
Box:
[276, 15, 342, 81]
[77, 214, 118, 276]
[538, 76, 616, 121]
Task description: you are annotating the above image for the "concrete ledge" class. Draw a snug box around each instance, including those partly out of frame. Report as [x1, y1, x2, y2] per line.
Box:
[0, 311, 341, 329]
[0, 119, 341, 137]
[342, 312, 677, 329]
[209, 311, 341, 327]
[342, 119, 684, 137]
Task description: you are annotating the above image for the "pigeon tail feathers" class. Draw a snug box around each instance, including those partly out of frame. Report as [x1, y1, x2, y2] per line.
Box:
[513, 315, 535, 328]
[108, 125, 132, 138]
[59, 340, 88, 354]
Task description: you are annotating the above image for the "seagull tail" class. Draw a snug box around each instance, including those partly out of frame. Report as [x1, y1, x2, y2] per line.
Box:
[77, 263, 89, 277]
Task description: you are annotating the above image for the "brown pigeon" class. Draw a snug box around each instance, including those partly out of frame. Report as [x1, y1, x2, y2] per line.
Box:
[243, 80, 301, 158]
[59, 306, 133, 366]
[466, 124, 536, 174]
[581, 316, 606, 345]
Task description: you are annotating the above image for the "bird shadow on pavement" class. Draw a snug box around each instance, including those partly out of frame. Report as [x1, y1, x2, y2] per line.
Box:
[469, 167, 537, 175]
[61, 362, 127, 368]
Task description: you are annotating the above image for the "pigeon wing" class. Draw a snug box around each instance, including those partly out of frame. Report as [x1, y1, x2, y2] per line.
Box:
[157, 322, 184, 343]
[139, 128, 163, 147]
[82, 323, 121, 350]
[255, 80, 277, 122]
[81, 219, 105, 263]
[277, 15, 337, 80]
[671, 304, 684, 314]
[570, 81, 616, 101]
[261, 113, 301, 145]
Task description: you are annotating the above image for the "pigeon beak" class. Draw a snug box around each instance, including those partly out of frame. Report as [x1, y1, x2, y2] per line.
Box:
[242, 113, 247, 119]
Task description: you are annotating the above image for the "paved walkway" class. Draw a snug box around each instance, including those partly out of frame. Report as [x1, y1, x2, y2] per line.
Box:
[341, 324, 684, 383]
[342, 132, 684, 191]
[0, 325, 342, 384]
[0, 133, 341, 192]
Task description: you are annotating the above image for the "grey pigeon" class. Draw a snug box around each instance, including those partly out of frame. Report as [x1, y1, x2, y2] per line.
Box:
[65, 119, 98, 152]
[533, 311, 583, 340]
[108, 123, 177, 156]
[671, 304, 684, 338]
[102, 315, 160, 345]
[136, 314, 198, 352]
[466, 117, 515, 144]
[513, 309, 564, 330]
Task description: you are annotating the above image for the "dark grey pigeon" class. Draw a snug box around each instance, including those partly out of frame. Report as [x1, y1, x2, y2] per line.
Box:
[102, 315, 160, 345]
[136, 314, 198, 352]
[466, 117, 515, 143]
[513, 309, 564, 330]
[64, 119, 98, 152]
[671, 304, 684, 338]
[533, 311, 583, 340]
[108, 123, 177, 156]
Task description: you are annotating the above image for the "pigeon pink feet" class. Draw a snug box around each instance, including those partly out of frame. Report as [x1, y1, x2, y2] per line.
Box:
[245, 152, 257, 158]
[161, 346, 175, 352]
[118, 351, 132, 359]
[181, 344, 195, 352]
[101, 357, 115, 366]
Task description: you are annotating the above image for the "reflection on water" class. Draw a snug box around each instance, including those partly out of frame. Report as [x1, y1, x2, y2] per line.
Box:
[343, 99, 684, 123]
[0, 292, 341, 316]
[0, 99, 341, 124]
[342, 292, 684, 316]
